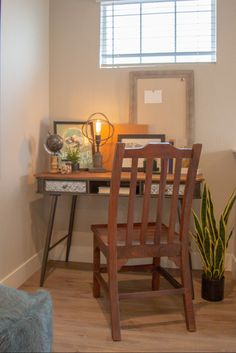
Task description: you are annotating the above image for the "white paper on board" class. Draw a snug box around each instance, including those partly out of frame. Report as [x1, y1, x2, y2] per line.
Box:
[144, 90, 162, 104]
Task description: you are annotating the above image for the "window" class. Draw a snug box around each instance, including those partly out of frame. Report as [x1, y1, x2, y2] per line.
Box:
[99, 0, 217, 67]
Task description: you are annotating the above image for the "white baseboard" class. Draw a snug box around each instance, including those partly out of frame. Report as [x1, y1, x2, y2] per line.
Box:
[4, 246, 232, 289]
[0, 252, 42, 288]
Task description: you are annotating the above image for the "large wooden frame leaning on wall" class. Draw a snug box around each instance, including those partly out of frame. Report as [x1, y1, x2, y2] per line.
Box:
[129, 70, 194, 147]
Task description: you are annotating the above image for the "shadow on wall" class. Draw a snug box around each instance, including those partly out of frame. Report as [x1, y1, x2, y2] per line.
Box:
[24, 120, 50, 257]
[31, 120, 50, 257]
[35, 119, 50, 174]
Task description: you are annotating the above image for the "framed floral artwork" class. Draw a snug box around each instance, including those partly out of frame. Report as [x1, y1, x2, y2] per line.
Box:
[54, 121, 94, 169]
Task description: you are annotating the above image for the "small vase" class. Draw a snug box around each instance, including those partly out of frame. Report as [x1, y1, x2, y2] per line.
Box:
[201, 274, 224, 301]
[72, 163, 80, 172]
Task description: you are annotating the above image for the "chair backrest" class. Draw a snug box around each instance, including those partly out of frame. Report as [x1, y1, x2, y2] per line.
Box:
[108, 142, 202, 250]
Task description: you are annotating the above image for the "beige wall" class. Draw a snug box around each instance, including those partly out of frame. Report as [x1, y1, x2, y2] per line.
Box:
[49, 0, 236, 270]
[3, 0, 235, 287]
[0, 0, 49, 285]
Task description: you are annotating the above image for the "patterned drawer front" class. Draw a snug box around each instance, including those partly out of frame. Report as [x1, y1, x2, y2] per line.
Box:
[45, 180, 87, 193]
[151, 184, 185, 196]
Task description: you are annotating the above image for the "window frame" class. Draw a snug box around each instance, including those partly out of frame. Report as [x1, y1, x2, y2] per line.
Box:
[99, 0, 217, 68]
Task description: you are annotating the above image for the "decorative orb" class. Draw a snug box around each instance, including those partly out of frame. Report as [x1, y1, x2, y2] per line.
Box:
[82, 112, 114, 146]
[45, 133, 63, 155]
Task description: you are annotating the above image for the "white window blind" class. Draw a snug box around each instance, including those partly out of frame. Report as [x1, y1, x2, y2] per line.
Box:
[99, 0, 217, 67]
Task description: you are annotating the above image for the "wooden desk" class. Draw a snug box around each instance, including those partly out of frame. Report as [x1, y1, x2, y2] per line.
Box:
[36, 171, 204, 286]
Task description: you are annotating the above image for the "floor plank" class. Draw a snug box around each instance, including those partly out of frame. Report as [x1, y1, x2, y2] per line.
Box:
[21, 262, 236, 352]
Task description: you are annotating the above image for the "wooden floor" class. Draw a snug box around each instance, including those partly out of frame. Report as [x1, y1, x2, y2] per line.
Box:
[21, 262, 236, 352]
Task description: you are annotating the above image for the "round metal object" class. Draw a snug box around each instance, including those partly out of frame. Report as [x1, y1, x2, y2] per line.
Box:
[44, 133, 64, 155]
[82, 112, 114, 147]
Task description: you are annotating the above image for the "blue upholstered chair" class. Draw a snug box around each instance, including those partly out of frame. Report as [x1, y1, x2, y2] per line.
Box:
[0, 284, 52, 352]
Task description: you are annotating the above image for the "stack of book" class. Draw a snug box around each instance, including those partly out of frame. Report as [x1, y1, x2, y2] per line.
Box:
[98, 186, 130, 195]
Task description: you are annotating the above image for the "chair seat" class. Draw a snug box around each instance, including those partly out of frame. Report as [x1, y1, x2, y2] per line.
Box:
[92, 222, 180, 246]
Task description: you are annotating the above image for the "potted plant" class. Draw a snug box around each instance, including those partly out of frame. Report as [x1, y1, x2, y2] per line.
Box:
[66, 147, 80, 171]
[192, 183, 236, 301]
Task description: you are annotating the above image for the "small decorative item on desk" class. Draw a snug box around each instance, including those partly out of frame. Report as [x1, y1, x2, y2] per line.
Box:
[60, 162, 72, 174]
[65, 146, 80, 171]
[44, 132, 64, 173]
[192, 183, 236, 301]
[82, 112, 114, 172]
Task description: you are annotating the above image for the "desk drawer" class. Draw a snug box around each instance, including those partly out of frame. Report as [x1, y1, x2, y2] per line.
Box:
[45, 180, 87, 193]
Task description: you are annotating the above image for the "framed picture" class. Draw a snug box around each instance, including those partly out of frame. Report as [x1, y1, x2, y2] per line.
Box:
[54, 121, 94, 169]
[117, 134, 165, 171]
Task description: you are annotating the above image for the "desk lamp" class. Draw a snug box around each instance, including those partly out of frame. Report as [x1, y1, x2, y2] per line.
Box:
[82, 112, 114, 172]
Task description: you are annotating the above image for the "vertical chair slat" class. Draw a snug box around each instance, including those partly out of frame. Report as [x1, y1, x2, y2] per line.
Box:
[154, 158, 168, 244]
[126, 157, 138, 245]
[140, 158, 153, 245]
[108, 143, 125, 250]
[179, 145, 202, 244]
[168, 157, 182, 243]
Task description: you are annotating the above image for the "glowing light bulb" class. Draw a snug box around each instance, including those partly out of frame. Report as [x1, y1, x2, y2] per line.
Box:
[95, 120, 102, 135]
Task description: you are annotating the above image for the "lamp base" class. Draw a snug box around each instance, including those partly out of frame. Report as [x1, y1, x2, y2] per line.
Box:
[91, 151, 106, 172]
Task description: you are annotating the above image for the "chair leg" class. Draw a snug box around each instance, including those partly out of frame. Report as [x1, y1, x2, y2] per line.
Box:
[152, 257, 160, 290]
[93, 244, 101, 298]
[178, 199, 194, 299]
[189, 251, 195, 299]
[181, 251, 196, 332]
[108, 263, 121, 341]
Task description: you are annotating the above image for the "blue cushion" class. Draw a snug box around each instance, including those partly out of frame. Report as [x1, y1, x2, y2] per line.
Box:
[0, 284, 52, 352]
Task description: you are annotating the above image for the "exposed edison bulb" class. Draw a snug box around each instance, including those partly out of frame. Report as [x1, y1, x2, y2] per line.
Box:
[95, 120, 102, 135]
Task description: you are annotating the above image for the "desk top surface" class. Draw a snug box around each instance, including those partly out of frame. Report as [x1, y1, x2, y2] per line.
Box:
[35, 171, 204, 183]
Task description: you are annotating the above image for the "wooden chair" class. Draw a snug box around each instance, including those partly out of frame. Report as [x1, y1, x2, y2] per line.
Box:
[91, 142, 202, 341]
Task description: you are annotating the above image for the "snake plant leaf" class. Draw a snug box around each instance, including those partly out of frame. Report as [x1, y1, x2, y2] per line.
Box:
[213, 237, 224, 279]
[192, 210, 204, 242]
[192, 184, 236, 280]
[219, 265, 225, 279]
[205, 268, 213, 279]
[213, 268, 220, 279]
[219, 215, 226, 249]
[192, 232, 209, 269]
[201, 183, 207, 236]
[218, 256, 224, 278]
[214, 238, 224, 272]
[207, 187, 218, 242]
[226, 228, 234, 248]
[199, 243, 211, 273]
[206, 207, 216, 243]
[204, 228, 212, 268]
[223, 188, 236, 225]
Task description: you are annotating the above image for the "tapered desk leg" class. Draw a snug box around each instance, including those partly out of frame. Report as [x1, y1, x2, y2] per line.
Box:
[178, 199, 195, 299]
[40, 195, 58, 287]
[65, 195, 77, 262]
